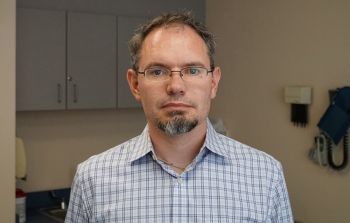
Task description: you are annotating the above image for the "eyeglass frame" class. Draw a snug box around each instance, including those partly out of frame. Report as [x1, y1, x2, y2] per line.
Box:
[136, 66, 214, 81]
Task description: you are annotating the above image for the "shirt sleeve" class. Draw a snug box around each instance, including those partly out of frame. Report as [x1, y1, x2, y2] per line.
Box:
[267, 162, 294, 223]
[65, 164, 90, 223]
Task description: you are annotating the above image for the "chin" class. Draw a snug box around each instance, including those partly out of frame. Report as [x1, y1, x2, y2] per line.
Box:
[156, 115, 199, 136]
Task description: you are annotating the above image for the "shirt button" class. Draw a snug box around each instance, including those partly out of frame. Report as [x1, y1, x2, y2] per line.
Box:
[173, 178, 181, 186]
[177, 177, 182, 184]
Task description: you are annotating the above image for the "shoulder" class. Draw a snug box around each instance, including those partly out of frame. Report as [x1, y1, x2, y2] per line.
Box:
[215, 133, 283, 175]
[207, 121, 281, 173]
[75, 135, 140, 177]
[211, 134, 287, 202]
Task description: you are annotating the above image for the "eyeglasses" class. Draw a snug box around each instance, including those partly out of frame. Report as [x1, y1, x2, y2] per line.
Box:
[137, 66, 213, 81]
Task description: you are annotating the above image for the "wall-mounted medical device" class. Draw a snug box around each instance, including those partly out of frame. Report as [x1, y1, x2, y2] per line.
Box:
[284, 86, 312, 127]
[309, 87, 350, 170]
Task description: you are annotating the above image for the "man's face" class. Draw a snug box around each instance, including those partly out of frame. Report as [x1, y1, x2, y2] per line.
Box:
[128, 24, 221, 135]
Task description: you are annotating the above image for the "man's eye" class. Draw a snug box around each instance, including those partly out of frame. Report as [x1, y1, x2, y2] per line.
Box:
[185, 67, 201, 76]
[148, 68, 165, 76]
[190, 68, 199, 75]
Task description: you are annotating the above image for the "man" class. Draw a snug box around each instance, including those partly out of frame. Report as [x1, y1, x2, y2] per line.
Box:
[66, 12, 293, 222]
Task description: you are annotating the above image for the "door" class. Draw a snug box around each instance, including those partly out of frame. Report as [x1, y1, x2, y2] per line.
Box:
[16, 8, 66, 111]
[67, 12, 117, 109]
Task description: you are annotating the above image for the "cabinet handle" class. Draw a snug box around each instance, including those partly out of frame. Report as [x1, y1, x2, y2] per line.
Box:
[57, 84, 62, 103]
[73, 84, 78, 103]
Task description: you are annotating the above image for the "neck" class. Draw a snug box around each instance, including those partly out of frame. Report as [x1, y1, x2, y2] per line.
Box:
[148, 120, 207, 173]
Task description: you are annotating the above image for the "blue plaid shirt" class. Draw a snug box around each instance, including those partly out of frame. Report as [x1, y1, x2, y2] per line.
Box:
[66, 121, 293, 222]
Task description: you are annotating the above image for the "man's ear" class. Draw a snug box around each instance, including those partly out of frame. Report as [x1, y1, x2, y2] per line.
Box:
[127, 69, 141, 101]
[210, 66, 221, 99]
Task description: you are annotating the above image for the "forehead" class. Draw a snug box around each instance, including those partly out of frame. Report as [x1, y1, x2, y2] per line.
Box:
[139, 24, 210, 67]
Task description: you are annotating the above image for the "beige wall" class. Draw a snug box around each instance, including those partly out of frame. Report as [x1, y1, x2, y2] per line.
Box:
[0, 0, 16, 221]
[207, 0, 350, 223]
[16, 109, 146, 191]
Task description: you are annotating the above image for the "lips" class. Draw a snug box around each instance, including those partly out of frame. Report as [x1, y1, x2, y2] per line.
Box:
[161, 101, 194, 110]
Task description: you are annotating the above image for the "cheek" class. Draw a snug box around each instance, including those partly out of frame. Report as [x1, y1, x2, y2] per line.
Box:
[139, 94, 153, 109]
[194, 86, 213, 109]
[138, 86, 159, 111]
[204, 82, 215, 98]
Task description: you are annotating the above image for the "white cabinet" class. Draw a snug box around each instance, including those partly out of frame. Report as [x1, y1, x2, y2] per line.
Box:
[16, 8, 66, 110]
[17, 9, 119, 110]
[67, 12, 117, 109]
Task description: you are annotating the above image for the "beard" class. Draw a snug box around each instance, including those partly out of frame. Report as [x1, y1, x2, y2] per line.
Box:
[156, 110, 198, 136]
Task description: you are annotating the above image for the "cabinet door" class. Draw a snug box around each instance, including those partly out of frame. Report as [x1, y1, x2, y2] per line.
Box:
[67, 12, 117, 109]
[117, 16, 147, 108]
[16, 8, 66, 111]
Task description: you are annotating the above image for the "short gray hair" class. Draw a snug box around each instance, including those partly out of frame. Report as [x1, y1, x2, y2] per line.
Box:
[128, 11, 216, 70]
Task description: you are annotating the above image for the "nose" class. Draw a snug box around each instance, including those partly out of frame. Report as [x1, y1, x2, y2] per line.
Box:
[166, 71, 186, 96]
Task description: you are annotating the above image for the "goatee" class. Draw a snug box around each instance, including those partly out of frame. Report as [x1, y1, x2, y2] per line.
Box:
[156, 111, 198, 136]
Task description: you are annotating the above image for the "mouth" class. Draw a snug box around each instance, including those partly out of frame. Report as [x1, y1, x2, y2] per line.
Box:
[161, 102, 193, 109]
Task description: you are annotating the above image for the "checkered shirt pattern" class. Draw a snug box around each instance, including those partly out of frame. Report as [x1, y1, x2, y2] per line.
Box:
[65, 120, 293, 222]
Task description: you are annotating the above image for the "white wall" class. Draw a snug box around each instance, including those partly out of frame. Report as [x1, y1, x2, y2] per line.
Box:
[16, 110, 146, 191]
[0, 0, 16, 221]
[207, 1, 350, 223]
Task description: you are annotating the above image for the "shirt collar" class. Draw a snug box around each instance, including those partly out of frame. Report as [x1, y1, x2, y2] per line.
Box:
[128, 125, 154, 163]
[203, 118, 230, 158]
[128, 119, 229, 163]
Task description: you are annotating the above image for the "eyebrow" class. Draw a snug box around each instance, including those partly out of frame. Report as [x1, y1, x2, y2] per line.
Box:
[143, 62, 169, 70]
[143, 61, 208, 70]
[182, 62, 207, 68]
